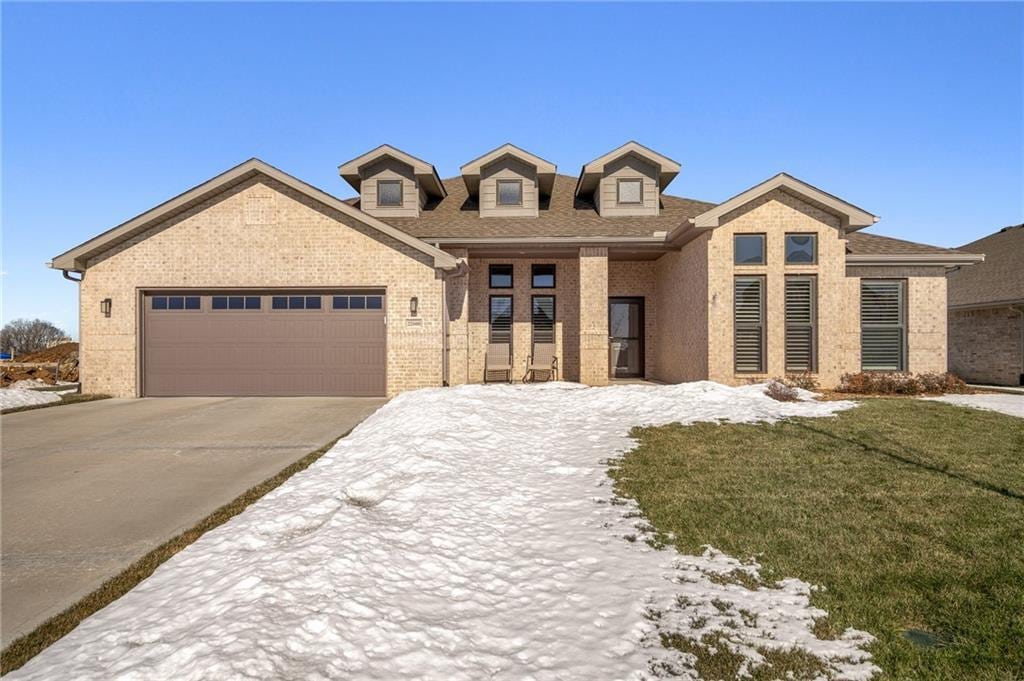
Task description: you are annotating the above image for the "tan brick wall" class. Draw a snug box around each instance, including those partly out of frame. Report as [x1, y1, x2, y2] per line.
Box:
[443, 248, 470, 386]
[608, 260, 658, 378]
[706, 190, 859, 387]
[949, 307, 1024, 385]
[578, 247, 609, 386]
[462, 257, 580, 382]
[847, 266, 949, 375]
[654, 235, 709, 382]
[79, 177, 444, 397]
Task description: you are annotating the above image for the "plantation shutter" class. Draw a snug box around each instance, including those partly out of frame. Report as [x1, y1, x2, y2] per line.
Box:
[785, 276, 816, 372]
[531, 296, 555, 345]
[489, 296, 513, 345]
[860, 280, 905, 371]
[734, 277, 765, 373]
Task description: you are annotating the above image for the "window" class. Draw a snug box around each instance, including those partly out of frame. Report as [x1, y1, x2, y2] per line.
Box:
[489, 264, 513, 289]
[734, 276, 765, 373]
[489, 296, 513, 344]
[861, 280, 906, 371]
[785, 276, 817, 372]
[211, 295, 261, 310]
[332, 295, 383, 310]
[532, 264, 556, 289]
[271, 295, 322, 310]
[377, 180, 403, 207]
[496, 179, 522, 206]
[617, 178, 643, 205]
[734, 234, 766, 265]
[151, 296, 200, 311]
[785, 234, 817, 264]
[532, 296, 555, 344]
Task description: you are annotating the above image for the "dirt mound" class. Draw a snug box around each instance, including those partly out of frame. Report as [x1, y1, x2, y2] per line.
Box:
[16, 342, 79, 363]
[3, 342, 79, 386]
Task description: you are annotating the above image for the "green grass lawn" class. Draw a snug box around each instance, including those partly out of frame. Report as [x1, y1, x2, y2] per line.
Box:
[611, 399, 1024, 680]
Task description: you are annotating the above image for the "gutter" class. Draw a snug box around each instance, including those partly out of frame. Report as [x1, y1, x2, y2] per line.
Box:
[438, 256, 470, 386]
[845, 253, 985, 267]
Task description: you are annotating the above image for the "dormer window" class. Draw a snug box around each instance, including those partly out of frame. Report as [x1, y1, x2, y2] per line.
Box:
[497, 179, 523, 206]
[617, 178, 643, 205]
[377, 180, 403, 207]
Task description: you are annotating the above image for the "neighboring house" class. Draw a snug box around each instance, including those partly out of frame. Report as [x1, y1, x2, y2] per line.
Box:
[49, 142, 982, 398]
[947, 224, 1024, 386]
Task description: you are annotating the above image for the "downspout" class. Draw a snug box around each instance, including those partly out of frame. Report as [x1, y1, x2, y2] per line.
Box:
[1015, 304, 1024, 386]
[61, 269, 83, 282]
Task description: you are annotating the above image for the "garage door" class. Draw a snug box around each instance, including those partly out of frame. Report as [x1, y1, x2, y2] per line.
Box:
[142, 290, 386, 397]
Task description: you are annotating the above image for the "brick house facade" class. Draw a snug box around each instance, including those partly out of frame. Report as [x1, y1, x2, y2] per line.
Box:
[51, 143, 983, 397]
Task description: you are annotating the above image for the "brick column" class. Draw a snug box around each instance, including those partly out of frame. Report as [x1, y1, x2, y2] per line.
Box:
[578, 247, 609, 386]
[445, 249, 470, 386]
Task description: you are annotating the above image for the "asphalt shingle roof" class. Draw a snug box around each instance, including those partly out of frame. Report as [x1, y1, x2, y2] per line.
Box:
[843, 231, 968, 256]
[947, 224, 1024, 307]
[355, 174, 716, 239]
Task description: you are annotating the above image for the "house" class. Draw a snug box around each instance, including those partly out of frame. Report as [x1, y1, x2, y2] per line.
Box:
[49, 142, 983, 398]
[947, 224, 1023, 386]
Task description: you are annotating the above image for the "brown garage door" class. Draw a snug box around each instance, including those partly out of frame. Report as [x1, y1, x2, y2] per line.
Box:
[142, 290, 386, 397]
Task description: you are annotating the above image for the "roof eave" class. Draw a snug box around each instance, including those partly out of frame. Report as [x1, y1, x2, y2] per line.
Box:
[692, 173, 878, 231]
[52, 158, 460, 273]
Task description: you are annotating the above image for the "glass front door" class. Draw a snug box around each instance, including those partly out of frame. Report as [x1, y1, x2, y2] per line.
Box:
[609, 297, 644, 378]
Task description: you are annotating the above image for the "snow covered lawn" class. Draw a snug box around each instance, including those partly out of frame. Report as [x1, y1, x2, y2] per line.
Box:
[0, 387, 62, 411]
[924, 393, 1024, 418]
[8, 382, 877, 680]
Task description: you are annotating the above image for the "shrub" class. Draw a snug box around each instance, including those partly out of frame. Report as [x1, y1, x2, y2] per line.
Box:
[766, 380, 800, 402]
[784, 372, 819, 391]
[837, 372, 971, 395]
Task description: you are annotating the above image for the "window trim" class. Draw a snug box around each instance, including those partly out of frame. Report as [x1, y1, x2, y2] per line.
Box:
[860, 278, 907, 372]
[784, 275, 817, 373]
[785, 233, 818, 265]
[734, 275, 766, 374]
[616, 178, 644, 205]
[488, 294, 514, 345]
[734, 233, 767, 266]
[489, 264, 514, 289]
[495, 179, 523, 207]
[531, 264, 556, 289]
[376, 179, 404, 207]
[531, 294, 556, 345]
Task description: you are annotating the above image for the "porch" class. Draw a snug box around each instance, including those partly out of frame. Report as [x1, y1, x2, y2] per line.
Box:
[442, 246, 701, 386]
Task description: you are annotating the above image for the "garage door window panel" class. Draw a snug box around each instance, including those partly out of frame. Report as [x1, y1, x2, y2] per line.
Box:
[333, 295, 384, 310]
[151, 296, 201, 311]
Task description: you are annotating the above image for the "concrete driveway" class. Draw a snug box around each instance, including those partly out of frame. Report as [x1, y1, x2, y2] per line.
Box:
[1, 396, 385, 646]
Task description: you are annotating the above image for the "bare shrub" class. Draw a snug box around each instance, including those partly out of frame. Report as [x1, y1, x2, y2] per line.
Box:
[1, 319, 70, 356]
[838, 372, 972, 395]
[784, 372, 819, 391]
[766, 380, 800, 402]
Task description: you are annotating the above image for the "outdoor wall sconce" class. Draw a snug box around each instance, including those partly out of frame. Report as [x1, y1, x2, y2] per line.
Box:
[100, 298, 112, 318]
[410, 296, 418, 317]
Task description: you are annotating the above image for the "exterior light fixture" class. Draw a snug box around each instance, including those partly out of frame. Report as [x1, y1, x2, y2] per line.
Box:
[100, 298, 112, 318]
[410, 296, 418, 317]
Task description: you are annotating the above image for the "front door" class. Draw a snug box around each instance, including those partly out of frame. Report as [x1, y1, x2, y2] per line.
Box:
[608, 297, 644, 378]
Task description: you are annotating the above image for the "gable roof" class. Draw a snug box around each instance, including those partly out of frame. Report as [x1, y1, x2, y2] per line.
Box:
[49, 158, 460, 271]
[337, 144, 447, 199]
[369, 174, 715, 240]
[459, 143, 558, 196]
[947, 224, 1024, 308]
[576, 141, 681, 196]
[690, 172, 878, 231]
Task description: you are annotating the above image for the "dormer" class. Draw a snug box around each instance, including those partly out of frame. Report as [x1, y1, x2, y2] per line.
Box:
[575, 141, 681, 217]
[460, 144, 556, 218]
[338, 144, 447, 218]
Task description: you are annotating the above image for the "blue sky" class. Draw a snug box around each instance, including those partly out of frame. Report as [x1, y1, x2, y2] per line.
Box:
[3, 2, 1022, 336]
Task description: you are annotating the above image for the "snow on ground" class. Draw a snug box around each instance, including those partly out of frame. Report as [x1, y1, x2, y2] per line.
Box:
[0, 387, 61, 410]
[925, 393, 1024, 418]
[9, 382, 878, 681]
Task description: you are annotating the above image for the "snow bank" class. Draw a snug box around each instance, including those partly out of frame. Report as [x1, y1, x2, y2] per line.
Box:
[925, 393, 1024, 419]
[9, 381, 877, 680]
[0, 387, 61, 410]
